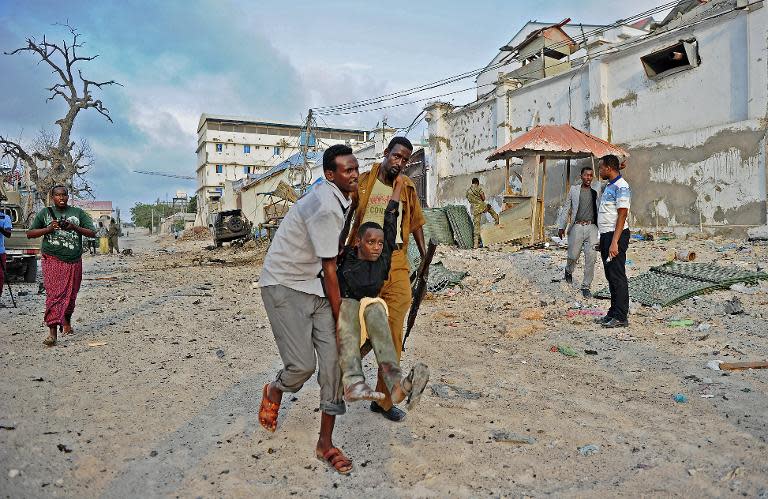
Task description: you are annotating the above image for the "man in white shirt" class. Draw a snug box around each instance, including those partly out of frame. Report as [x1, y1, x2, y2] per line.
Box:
[257, 144, 359, 474]
[595, 154, 631, 328]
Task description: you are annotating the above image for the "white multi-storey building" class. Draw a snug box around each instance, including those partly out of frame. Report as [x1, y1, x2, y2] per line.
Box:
[195, 113, 368, 224]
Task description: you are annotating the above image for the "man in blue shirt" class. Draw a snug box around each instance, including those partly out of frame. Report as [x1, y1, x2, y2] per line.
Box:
[0, 211, 12, 302]
[595, 154, 631, 328]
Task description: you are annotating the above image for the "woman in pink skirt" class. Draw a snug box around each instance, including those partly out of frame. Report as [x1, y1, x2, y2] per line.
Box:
[27, 185, 96, 346]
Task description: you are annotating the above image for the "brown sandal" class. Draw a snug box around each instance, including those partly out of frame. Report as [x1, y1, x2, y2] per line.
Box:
[258, 384, 280, 432]
[43, 335, 57, 347]
[317, 447, 353, 474]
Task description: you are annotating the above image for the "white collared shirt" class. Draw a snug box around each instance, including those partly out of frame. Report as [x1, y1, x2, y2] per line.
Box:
[260, 180, 350, 297]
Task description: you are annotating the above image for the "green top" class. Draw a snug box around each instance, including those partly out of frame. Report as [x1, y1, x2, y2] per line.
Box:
[30, 206, 95, 262]
[466, 185, 486, 215]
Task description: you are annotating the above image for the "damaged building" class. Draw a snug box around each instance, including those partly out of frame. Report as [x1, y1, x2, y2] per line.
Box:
[425, 0, 768, 235]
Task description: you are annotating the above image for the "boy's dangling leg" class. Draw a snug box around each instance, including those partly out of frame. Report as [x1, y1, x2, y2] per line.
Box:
[363, 299, 429, 409]
[338, 299, 383, 402]
[362, 301, 402, 394]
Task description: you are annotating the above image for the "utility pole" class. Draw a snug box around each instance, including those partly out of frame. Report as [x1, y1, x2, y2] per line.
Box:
[299, 109, 313, 193]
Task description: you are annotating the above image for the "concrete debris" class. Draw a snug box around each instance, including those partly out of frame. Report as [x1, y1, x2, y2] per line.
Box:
[430, 383, 482, 400]
[724, 297, 744, 315]
[490, 431, 536, 445]
[747, 225, 768, 241]
[578, 444, 600, 456]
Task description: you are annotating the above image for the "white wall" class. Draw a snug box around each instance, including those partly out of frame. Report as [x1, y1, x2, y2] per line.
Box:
[429, 3, 768, 233]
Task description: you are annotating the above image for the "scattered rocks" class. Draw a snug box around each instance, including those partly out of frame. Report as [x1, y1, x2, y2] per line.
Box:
[430, 383, 482, 400]
[578, 444, 600, 456]
[724, 297, 744, 315]
[490, 431, 535, 445]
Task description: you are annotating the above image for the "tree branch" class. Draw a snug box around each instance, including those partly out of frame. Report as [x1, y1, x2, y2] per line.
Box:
[3, 24, 118, 196]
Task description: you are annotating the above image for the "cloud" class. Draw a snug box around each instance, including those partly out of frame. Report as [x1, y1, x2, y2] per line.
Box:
[0, 0, 306, 213]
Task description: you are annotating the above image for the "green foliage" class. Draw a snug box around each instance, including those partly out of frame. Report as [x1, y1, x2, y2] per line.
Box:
[187, 195, 197, 214]
[130, 202, 174, 229]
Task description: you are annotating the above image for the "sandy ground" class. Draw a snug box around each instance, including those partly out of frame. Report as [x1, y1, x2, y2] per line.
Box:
[1, 230, 767, 498]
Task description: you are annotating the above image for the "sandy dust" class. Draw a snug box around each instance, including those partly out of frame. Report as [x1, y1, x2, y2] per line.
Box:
[1, 230, 767, 497]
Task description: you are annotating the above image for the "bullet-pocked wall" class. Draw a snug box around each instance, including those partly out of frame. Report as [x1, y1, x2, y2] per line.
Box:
[427, 2, 768, 234]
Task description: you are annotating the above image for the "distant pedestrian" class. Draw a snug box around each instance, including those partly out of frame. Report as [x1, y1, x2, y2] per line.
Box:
[557, 166, 599, 298]
[0, 210, 12, 304]
[97, 221, 108, 254]
[26, 185, 96, 346]
[466, 177, 499, 248]
[107, 218, 120, 254]
[594, 155, 631, 328]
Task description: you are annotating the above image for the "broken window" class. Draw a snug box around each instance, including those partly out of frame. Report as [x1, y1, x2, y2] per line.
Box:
[215, 143, 223, 152]
[215, 164, 223, 174]
[641, 39, 700, 79]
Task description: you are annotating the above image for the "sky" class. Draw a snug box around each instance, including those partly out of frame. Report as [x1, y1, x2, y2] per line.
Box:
[0, 0, 667, 215]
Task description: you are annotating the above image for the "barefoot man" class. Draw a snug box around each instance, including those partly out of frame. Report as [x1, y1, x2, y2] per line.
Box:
[26, 185, 96, 346]
[258, 144, 358, 474]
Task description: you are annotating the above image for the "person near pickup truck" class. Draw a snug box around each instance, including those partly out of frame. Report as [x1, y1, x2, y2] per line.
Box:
[0, 211, 11, 303]
[26, 185, 96, 346]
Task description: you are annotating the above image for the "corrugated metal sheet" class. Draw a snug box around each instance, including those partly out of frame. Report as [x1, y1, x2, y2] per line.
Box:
[240, 151, 323, 191]
[487, 124, 629, 161]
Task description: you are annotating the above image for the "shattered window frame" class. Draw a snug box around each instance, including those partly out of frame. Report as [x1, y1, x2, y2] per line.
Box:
[215, 143, 223, 152]
[640, 38, 700, 80]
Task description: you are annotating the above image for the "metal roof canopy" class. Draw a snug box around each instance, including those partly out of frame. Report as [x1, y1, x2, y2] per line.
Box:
[487, 124, 629, 162]
[485, 124, 629, 245]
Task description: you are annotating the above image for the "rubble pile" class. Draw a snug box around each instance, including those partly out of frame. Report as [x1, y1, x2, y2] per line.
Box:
[179, 226, 210, 241]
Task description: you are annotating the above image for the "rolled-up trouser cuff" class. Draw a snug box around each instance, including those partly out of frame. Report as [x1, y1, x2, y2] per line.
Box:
[273, 370, 305, 393]
[320, 400, 346, 416]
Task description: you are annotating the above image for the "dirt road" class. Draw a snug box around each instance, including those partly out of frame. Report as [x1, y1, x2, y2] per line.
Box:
[1, 232, 767, 497]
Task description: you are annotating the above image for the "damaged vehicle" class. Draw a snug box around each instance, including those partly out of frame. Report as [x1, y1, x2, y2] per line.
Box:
[208, 209, 252, 247]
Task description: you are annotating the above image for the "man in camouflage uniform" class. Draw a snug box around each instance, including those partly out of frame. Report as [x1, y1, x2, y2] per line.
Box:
[466, 178, 499, 248]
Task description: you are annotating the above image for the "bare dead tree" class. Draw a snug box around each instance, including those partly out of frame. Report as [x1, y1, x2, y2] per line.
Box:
[0, 23, 120, 198]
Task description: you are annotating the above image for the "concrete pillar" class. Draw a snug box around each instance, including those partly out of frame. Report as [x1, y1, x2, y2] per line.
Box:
[587, 58, 610, 140]
[746, 5, 767, 121]
[425, 102, 454, 207]
[494, 76, 519, 149]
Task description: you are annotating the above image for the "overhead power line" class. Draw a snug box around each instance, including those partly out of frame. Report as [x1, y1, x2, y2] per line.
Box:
[312, 1, 678, 115]
[314, 0, 742, 119]
[134, 170, 194, 180]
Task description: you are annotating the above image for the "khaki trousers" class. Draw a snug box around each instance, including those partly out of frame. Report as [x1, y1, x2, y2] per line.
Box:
[472, 205, 500, 248]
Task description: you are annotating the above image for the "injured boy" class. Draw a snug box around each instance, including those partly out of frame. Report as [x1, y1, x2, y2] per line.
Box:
[336, 174, 429, 409]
